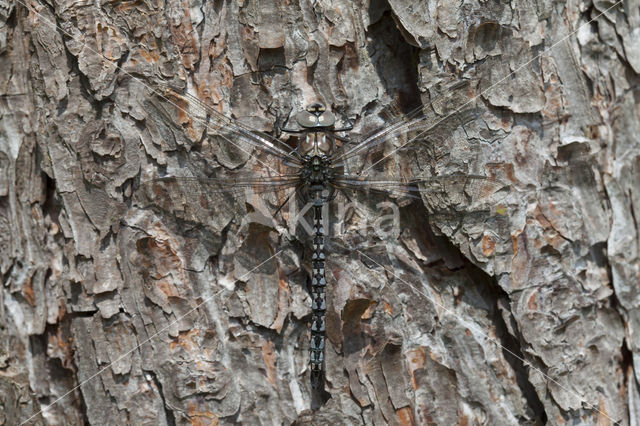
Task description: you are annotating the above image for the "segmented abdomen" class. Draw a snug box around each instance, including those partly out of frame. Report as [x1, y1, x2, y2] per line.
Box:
[310, 204, 326, 388]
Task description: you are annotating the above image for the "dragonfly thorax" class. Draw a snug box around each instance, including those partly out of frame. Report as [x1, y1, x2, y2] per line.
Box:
[298, 131, 334, 156]
[300, 154, 332, 200]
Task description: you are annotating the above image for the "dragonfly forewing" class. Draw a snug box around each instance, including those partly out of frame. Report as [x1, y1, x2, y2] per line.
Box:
[150, 85, 301, 172]
[331, 80, 479, 170]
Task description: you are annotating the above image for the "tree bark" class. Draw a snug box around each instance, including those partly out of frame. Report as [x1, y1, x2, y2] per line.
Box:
[0, 0, 638, 424]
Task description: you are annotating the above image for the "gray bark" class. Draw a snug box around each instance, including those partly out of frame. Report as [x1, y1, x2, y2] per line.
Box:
[0, 0, 638, 424]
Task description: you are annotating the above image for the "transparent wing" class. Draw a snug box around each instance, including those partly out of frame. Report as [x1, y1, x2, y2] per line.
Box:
[332, 172, 509, 217]
[331, 80, 483, 176]
[134, 175, 301, 226]
[147, 84, 301, 173]
[330, 172, 512, 261]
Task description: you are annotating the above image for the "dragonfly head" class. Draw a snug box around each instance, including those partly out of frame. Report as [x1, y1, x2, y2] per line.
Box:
[296, 103, 336, 129]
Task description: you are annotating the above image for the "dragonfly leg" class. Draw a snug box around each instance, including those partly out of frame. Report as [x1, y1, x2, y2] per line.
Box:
[332, 114, 355, 132]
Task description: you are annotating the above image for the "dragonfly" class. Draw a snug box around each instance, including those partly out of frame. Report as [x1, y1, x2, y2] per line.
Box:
[133, 80, 508, 391]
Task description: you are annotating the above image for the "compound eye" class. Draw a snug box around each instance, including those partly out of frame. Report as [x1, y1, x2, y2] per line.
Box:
[296, 110, 317, 128]
[317, 110, 335, 127]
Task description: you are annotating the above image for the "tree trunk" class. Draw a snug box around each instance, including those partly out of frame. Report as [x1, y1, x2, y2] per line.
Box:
[1, 0, 637, 424]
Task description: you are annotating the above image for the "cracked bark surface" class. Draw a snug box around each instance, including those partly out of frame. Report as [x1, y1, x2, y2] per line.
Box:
[0, 0, 637, 424]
